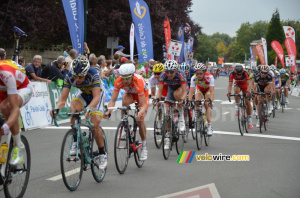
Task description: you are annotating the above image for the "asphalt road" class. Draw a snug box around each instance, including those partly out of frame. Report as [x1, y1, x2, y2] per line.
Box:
[1, 76, 299, 198]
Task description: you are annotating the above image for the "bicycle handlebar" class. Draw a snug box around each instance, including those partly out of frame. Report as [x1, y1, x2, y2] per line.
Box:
[52, 111, 94, 127]
[188, 99, 212, 105]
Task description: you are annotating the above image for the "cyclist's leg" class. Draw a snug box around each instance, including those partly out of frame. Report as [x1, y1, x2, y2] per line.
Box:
[233, 85, 241, 116]
[70, 90, 85, 127]
[173, 87, 185, 131]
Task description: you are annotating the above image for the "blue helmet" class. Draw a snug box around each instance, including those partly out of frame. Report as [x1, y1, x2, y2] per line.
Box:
[180, 62, 190, 72]
[71, 57, 90, 76]
[279, 68, 286, 74]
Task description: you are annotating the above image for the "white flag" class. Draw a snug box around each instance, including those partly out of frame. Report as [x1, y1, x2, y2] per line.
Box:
[130, 23, 135, 61]
[261, 37, 268, 65]
[283, 26, 296, 42]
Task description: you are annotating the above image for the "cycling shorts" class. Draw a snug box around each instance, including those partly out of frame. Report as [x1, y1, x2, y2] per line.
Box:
[0, 83, 33, 106]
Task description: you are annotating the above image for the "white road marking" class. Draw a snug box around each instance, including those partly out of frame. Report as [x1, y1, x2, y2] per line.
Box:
[214, 100, 222, 102]
[44, 126, 300, 141]
[156, 183, 220, 198]
[221, 101, 234, 104]
[47, 167, 80, 181]
[223, 111, 230, 115]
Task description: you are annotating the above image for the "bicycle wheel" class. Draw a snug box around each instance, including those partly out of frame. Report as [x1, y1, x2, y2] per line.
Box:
[280, 93, 285, 113]
[60, 129, 83, 191]
[195, 116, 203, 150]
[153, 108, 163, 149]
[190, 109, 196, 140]
[114, 122, 129, 174]
[134, 122, 144, 168]
[183, 108, 189, 143]
[4, 135, 31, 198]
[272, 96, 276, 118]
[91, 127, 107, 183]
[259, 103, 264, 133]
[204, 124, 210, 147]
[175, 121, 184, 155]
[237, 105, 245, 136]
[162, 116, 171, 160]
[243, 106, 249, 134]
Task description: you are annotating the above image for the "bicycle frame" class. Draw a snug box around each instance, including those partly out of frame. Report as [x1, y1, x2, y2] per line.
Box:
[0, 132, 12, 180]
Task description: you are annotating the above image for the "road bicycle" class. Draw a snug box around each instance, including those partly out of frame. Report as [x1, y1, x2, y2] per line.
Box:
[279, 87, 286, 113]
[253, 92, 270, 133]
[161, 100, 184, 160]
[0, 118, 31, 198]
[228, 94, 249, 136]
[53, 111, 107, 191]
[108, 102, 144, 174]
[188, 99, 211, 150]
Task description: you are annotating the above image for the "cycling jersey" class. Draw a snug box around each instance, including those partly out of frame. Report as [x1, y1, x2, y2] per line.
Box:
[191, 72, 214, 94]
[229, 71, 250, 84]
[0, 60, 32, 105]
[280, 73, 290, 86]
[149, 74, 168, 97]
[254, 73, 272, 86]
[63, 67, 105, 116]
[273, 70, 281, 87]
[159, 70, 186, 90]
[249, 73, 254, 79]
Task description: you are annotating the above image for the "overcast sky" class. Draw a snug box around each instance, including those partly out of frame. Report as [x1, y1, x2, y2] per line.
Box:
[189, 0, 300, 37]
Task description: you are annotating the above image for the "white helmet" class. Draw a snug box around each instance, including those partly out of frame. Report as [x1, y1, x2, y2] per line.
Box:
[164, 60, 178, 70]
[261, 65, 270, 73]
[119, 63, 135, 75]
[194, 63, 206, 71]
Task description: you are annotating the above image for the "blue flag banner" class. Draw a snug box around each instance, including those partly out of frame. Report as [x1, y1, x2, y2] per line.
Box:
[250, 46, 254, 61]
[177, 25, 185, 64]
[62, 0, 84, 55]
[129, 0, 154, 65]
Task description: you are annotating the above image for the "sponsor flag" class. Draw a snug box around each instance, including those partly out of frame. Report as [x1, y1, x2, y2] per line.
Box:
[283, 26, 296, 42]
[261, 37, 268, 65]
[130, 23, 135, 61]
[62, 0, 85, 55]
[271, 41, 285, 68]
[164, 16, 171, 60]
[177, 24, 185, 63]
[285, 37, 297, 72]
[129, 0, 154, 65]
[255, 44, 265, 65]
[250, 46, 254, 60]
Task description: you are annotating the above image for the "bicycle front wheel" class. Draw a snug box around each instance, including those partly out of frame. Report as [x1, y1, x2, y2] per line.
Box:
[60, 129, 83, 191]
[114, 122, 129, 174]
[195, 117, 203, 150]
[4, 135, 31, 198]
[134, 124, 144, 168]
[259, 103, 264, 133]
[91, 127, 107, 183]
[175, 122, 184, 155]
[237, 105, 245, 136]
[162, 117, 171, 160]
[190, 109, 196, 140]
[183, 108, 189, 143]
[153, 108, 163, 149]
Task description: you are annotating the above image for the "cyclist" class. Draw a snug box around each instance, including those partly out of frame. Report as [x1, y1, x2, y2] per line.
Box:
[227, 65, 253, 129]
[253, 65, 273, 128]
[279, 68, 290, 104]
[150, 63, 168, 129]
[105, 63, 149, 160]
[50, 57, 107, 170]
[188, 63, 214, 135]
[270, 65, 281, 108]
[0, 59, 33, 166]
[155, 60, 187, 149]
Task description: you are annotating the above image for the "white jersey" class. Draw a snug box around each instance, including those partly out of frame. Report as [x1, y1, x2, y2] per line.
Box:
[149, 75, 159, 88]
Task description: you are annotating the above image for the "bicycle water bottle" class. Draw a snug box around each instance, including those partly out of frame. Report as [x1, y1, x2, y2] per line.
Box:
[203, 114, 207, 125]
[0, 142, 8, 163]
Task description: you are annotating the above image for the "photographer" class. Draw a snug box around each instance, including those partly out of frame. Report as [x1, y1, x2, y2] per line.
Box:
[41, 56, 68, 81]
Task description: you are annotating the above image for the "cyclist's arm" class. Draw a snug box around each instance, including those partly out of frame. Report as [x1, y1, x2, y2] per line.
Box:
[272, 77, 275, 92]
[228, 81, 233, 93]
[189, 86, 195, 100]
[279, 78, 281, 87]
[151, 87, 156, 97]
[180, 83, 187, 100]
[107, 90, 119, 113]
[29, 72, 52, 83]
[138, 95, 147, 115]
[209, 86, 214, 101]
[155, 83, 164, 99]
[56, 88, 71, 109]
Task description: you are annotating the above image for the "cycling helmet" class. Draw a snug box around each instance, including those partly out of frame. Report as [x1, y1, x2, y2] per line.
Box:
[270, 64, 276, 70]
[260, 65, 270, 73]
[153, 63, 164, 73]
[164, 60, 178, 70]
[180, 62, 190, 72]
[234, 65, 244, 74]
[194, 63, 206, 71]
[71, 57, 90, 76]
[279, 68, 286, 74]
[119, 63, 136, 75]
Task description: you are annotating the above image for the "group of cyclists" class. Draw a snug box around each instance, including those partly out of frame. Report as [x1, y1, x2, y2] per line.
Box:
[0, 52, 294, 193]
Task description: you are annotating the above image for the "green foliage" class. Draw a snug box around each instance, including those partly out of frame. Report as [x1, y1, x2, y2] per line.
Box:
[194, 34, 218, 62]
[266, 8, 285, 50]
[226, 40, 245, 62]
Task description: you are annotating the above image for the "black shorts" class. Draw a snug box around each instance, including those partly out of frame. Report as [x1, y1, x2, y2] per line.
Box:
[258, 84, 267, 93]
[166, 85, 181, 101]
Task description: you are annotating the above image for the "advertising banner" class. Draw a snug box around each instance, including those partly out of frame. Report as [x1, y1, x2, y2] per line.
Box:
[255, 44, 266, 65]
[271, 41, 285, 68]
[261, 37, 268, 65]
[130, 23, 135, 61]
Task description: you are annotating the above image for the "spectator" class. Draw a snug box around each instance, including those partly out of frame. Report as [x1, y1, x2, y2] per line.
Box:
[25, 55, 52, 83]
[18, 56, 26, 68]
[114, 45, 131, 58]
[0, 48, 6, 60]
[65, 49, 77, 70]
[89, 53, 99, 71]
[63, 47, 69, 58]
[98, 57, 109, 80]
[41, 56, 68, 81]
[83, 42, 90, 58]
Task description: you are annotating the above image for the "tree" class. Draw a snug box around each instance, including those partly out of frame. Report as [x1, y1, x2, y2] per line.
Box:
[216, 42, 227, 56]
[266, 9, 285, 51]
[226, 40, 245, 63]
[194, 34, 218, 62]
[210, 32, 233, 47]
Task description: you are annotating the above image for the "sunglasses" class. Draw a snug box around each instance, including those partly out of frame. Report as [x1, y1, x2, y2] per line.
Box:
[121, 75, 132, 80]
[196, 72, 204, 75]
[166, 70, 175, 74]
[73, 74, 85, 79]
[261, 72, 268, 75]
[154, 72, 161, 76]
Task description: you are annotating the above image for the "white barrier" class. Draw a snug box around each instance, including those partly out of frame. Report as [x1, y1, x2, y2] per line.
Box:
[20, 82, 52, 130]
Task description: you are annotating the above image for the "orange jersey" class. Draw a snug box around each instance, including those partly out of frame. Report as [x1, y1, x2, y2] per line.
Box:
[114, 73, 149, 97]
[0, 60, 29, 94]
